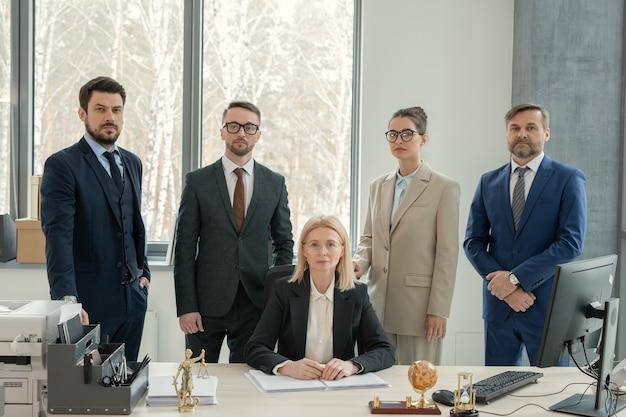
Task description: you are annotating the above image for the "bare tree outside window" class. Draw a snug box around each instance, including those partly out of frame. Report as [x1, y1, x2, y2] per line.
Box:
[33, 0, 184, 241]
[202, 0, 354, 244]
[0, 0, 10, 215]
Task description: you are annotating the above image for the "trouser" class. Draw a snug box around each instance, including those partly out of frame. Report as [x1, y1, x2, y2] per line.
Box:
[96, 278, 148, 362]
[484, 317, 544, 366]
[186, 282, 262, 363]
[385, 332, 442, 365]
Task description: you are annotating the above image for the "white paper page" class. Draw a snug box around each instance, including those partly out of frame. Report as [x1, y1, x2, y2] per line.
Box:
[58, 303, 82, 324]
[246, 370, 325, 393]
[148, 375, 218, 398]
[322, 372, 390, 390]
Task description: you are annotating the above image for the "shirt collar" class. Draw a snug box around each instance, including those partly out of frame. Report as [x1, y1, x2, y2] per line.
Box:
[396, 163, 421, 185]
[511, 152, 544, 174]
[310, 279, 334, 302]
[84, 132, 120, 157]
[222, 155, 254, 176]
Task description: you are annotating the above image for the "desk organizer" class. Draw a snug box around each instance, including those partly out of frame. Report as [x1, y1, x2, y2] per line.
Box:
[47, 325, 148, 414]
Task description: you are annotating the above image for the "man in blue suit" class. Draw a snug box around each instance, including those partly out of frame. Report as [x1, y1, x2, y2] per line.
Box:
[464, 104, 586, 366]
[41, 76, 150, 361]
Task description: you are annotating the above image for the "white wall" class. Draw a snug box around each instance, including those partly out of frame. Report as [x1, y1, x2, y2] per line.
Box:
[359, 0, 514, 364]
[0, 267, 185, 361]
[1, 0, 515, 364]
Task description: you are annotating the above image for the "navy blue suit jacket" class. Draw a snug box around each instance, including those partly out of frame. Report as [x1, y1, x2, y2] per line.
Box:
[41, 138, 150, 323]
[464, 155, 586, 323]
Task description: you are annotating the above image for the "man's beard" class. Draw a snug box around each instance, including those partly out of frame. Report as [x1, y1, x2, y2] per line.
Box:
[228, 141, 254, 157]
[85, 122, 120, 146]
[509, 140, 540, 159]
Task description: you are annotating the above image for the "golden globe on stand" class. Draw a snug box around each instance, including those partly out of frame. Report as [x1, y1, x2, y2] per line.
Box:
[368, 360, 442, 414]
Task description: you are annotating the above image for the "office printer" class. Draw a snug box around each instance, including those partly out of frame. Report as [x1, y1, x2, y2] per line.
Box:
[0, 300, 64, 417]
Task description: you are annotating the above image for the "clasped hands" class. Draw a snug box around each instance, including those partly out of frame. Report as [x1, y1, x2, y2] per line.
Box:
[486, 270, 535, 313]
[278, 358, 358, 381]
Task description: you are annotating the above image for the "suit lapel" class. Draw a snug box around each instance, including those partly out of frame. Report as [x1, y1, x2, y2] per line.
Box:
[214, 160, 238, 232]
[390, 162, 431, 235]
[516, 156, 554, 236]
[289, 276, 310, 359]
[241, 161, 262, 234]
[498, 165, 515, 236]
[119, 151, 139, 203]
[378, 172, 395, 241]
[78, 138, 122, 228]
[333, 287, 354, 357]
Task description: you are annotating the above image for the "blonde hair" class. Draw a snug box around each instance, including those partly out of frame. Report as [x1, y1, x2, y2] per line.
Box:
[289, 215, 355, 291]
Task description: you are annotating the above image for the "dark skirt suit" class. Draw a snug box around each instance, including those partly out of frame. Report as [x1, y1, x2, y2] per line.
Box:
[245, 271, 395, 374]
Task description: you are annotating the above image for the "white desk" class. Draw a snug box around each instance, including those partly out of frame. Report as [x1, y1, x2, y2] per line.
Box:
[58, 363, 626, 416]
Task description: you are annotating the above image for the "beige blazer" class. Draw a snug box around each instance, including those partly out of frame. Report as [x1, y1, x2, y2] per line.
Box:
[354, 161, 460, 336]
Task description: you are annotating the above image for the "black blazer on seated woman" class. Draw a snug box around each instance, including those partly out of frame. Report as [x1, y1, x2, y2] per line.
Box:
[245, 271, 395, 374]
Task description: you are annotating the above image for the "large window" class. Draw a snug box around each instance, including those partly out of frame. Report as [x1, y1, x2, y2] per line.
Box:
[5, 0, 357, 250]
[33, 0, 184, 241]
[202, 0, 354, 243]
[0, 0, 10, 215]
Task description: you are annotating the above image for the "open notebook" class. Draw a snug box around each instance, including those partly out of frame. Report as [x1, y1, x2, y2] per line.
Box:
[147, 375, 218, 406]
[246, 369, 390, 393]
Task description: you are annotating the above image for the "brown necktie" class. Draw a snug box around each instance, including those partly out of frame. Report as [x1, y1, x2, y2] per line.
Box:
[233, 168, 245, 232]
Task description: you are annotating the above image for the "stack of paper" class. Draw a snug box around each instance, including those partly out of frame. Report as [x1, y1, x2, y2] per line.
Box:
[246, 369, 389, 393]
[147, 375, 218, 406]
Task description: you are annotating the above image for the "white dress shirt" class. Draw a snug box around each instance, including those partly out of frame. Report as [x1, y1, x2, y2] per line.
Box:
[221, 156, 254, 212]
[304, 282, 334, 364]
[510, 152, 544, 203]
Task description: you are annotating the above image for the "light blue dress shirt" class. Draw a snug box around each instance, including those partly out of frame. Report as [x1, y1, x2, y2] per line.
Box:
[84, 133, 124, 179]
[390, 164, 421, 223]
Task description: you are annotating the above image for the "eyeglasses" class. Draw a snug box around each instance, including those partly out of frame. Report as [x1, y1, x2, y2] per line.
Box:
[304, 240, 343, 253]
[385, 129, 418, 143]
[223, 121, 260, 135]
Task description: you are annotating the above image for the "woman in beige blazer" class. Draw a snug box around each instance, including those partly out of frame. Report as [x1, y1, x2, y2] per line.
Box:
[354, 106, 460, 365]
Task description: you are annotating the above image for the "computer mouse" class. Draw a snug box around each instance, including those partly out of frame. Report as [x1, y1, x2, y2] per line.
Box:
[432, 389, 455, 406]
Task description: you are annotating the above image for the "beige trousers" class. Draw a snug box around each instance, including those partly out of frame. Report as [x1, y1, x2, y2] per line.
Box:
[385, 332, 442, 365]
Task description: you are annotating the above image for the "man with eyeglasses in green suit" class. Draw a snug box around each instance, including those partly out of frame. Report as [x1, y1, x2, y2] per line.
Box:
[174, 101, 294, 363]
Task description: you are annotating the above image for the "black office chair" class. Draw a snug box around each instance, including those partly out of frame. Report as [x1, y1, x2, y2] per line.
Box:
[264, 264, 295, 303]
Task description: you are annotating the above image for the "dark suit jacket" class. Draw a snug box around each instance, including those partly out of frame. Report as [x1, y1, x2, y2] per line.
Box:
[40, 137, 150, 322]
[245, 273, 395, 374]
[174, 158, 294, 317]
[464, 155, 586, 323]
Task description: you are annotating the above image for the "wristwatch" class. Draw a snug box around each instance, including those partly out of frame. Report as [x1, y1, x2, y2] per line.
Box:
[63, 295, 78, 303]
[508, 273, 520, 287]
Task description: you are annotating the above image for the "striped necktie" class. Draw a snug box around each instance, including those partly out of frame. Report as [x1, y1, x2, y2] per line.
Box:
[512, 167, 529, 231]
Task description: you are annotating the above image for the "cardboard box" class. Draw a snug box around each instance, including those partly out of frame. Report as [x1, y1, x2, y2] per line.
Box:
[16, 218, 46, 264]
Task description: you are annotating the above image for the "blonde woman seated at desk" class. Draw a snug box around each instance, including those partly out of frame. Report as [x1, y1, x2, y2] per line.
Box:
[246, 215, 395, 380]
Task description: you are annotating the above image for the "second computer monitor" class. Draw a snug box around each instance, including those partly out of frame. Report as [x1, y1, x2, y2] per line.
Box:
[537, 254, 617, 368]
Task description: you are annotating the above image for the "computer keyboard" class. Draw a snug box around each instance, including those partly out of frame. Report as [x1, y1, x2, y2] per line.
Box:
[473, 370, 543, 404]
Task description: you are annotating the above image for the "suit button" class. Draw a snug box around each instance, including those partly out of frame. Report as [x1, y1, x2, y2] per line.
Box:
[235, 265, 239, 270]
[384, 245, 389, 251]
[383, 267, 388, 273]
[116, 262, 122, 268]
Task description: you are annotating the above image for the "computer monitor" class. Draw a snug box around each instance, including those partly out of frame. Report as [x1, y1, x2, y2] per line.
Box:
[538, 254, 624, 417]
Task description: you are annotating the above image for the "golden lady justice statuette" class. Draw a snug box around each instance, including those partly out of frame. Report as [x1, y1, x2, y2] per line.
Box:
[173, 349, 205, 412]
[451, 372, 478, 417]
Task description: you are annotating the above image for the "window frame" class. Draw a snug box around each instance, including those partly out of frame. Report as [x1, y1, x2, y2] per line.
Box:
[8, 0, 362, 261]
